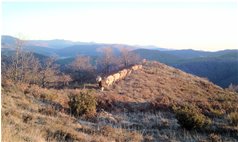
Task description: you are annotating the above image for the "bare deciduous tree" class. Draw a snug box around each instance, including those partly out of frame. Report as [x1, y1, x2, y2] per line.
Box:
[119, 47, 141, 67]
[60, 74, 72, 86]
[97, 47, 119, 74]
[2, 38, 41, 84]
[69, 55, 95, 83]
[39, 57, 59, 87]
[70, 55, 94, 71]
[11, 38, 25, 82]
[19, 52, 41, 84]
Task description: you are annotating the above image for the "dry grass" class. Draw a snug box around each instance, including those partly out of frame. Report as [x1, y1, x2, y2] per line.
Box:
[95, 61, 238, 140]
[2, 61, 238, 141]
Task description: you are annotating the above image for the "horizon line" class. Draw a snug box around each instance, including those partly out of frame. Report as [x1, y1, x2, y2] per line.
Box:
[1, 35, 237, 52]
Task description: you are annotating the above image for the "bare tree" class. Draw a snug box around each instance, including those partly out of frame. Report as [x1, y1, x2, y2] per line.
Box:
[19, 52, 41, 83]
[70, 55, 94, 71]
[1, 37, 42, 84]
[2, 37, 63, 88]
[128, 52, 141, 65]
[97, 47, 119, 74]
[119, 47, 130, 67]
[11, 38, 25, 82]
[59, 74, 72, 86]
[1, 57, 12, 83]
[119, 47, 141, 67]
[69, 55, 95, 83]
[39, 57, 59, 87]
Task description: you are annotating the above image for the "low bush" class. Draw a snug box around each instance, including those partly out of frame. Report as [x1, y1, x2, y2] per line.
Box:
[227, 112, 238, 126]
[173, 105, 210, 130]
[209, 133, 222, 142]
[46, 130, 75, 142]
[209, 109, 224, 118]
[38, 107, 57, 116]
[68, 91, 97, 118]
[100, 125, 143, 142]
[22, 114, 33, 123]
[40, 91, 58, 102]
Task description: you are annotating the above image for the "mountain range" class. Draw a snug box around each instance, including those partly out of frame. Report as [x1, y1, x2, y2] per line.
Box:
[1, 35, 238, 88]
[1, 35, 138, 58]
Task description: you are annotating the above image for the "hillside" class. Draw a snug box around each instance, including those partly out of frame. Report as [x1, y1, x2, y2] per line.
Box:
[2, 61, 238, 142]
[133, 49, 183, 65]
[163, 49, 212, 59]
[134, 49, 238, 88]
[175, 57, 238, 88]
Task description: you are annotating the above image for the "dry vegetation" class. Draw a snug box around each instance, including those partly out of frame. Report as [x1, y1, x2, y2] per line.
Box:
[2, 61, 238, 141]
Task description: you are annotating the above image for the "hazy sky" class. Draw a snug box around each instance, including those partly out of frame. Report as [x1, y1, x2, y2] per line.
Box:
[2, 0, 238, 51]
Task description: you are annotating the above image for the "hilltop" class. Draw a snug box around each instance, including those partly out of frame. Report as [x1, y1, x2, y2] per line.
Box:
[134, 49, 238, 88]
[2, 61, 238, 141]
[98, 61, 231, 111]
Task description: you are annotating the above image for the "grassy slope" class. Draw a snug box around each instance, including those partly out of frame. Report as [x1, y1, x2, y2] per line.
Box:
[134, 49, 238, 88]
[2, 61, 238, 141]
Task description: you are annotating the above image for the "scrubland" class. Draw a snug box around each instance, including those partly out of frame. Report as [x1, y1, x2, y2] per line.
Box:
[2, 61, 238, 142]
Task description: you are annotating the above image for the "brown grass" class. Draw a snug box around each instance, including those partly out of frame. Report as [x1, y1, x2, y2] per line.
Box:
[2, 61, 238, 141]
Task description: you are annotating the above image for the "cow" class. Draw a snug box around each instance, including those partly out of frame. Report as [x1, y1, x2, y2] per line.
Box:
[96, 76, 104, 91]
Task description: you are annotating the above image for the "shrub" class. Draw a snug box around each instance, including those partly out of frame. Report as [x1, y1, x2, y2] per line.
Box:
[173, 105, 210, 130]
[40, 91, 58, 102]
[46, 130, 75, 142]
[38, 107, 57, 116]
[210, 109, 224, 118]
[22, 114, 33, 123]
[227, 112, 238, 126]
[100, 125, 143, 142]
[68, 91, 97, 118]
[209, 133, 222, 142]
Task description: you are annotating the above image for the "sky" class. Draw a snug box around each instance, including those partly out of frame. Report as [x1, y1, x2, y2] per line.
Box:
[2, 0, 238, 51]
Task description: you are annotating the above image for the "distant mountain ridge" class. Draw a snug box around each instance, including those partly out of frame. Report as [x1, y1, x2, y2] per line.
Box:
[1, 35, 94, 49]
[1, 35, 164, 57]
[2, 35, 238, 88]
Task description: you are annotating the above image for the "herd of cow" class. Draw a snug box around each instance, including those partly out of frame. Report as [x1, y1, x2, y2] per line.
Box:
[96, 64, 143, 91]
